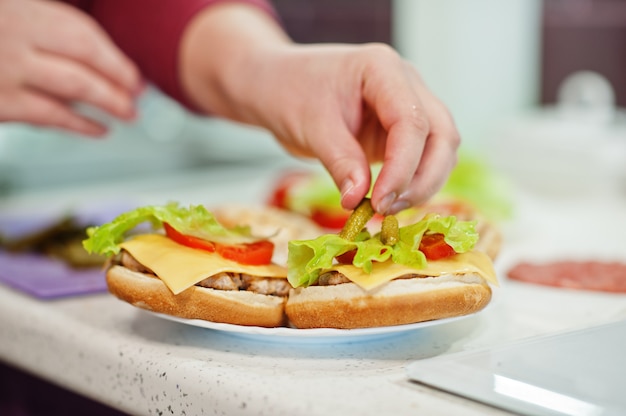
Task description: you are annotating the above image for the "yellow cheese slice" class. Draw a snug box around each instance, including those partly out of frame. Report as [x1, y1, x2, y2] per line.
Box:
[329, 251, 498, 291]
[119, 234, 287, 295]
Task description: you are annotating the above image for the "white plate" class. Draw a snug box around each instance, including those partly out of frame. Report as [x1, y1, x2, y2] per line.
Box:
[147, 311, 477, 343]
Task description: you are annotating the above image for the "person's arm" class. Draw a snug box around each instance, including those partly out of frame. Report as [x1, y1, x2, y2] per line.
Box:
[178, 3, 460, 214]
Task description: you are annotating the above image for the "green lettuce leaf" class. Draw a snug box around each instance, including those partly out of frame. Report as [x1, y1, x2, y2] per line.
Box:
[83, 202, 257, 256]
[287, 171, 343, 214]
[288, 235, 357, 287]
[287, 214, 478, 288]
[439, 151, 513, 221]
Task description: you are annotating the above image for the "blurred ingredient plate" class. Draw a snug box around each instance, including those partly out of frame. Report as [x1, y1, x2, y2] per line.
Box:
[0, 202, 131, 299]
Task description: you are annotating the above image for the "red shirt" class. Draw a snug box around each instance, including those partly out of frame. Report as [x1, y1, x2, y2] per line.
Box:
[62, 0, 277, 110]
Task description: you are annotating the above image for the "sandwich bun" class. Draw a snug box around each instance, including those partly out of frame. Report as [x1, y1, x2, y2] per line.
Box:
[106, 265, 287, 327]
[286, 273, 491, 329]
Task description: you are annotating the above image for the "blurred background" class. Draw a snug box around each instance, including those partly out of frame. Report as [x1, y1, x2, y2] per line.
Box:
[0, 0, 625, 197]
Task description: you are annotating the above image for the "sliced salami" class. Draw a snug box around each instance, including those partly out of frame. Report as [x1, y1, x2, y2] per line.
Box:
[507, 261, 626, 293]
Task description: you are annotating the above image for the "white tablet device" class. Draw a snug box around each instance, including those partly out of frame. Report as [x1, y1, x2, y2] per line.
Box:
[406, 319, 626, 416]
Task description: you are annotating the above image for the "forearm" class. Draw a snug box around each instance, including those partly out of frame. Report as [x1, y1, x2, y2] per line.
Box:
[179, 2, 292, 123]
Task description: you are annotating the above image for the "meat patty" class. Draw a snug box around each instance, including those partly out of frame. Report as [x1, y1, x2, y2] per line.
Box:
[116, 250, 291, 297]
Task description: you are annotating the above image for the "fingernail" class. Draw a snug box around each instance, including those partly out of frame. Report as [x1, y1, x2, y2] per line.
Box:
[340, 178, 354, 203]
[388, 199, 411, 214]
[376, 192, 397, 214]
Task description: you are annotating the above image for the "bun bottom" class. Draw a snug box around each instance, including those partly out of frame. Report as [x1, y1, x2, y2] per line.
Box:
[106, 265, 287, 327]
[285, 274, 492, 329]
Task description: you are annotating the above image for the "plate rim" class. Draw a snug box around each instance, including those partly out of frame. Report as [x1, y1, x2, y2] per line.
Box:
[147, 310, 478, 340]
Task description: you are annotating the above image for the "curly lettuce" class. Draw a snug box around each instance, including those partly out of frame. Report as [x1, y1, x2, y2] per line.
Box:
[438, 152, 513, 221]
[287, 170, 343, 214]
[83, 202, 257, 257]
[287, 214, 478, 288]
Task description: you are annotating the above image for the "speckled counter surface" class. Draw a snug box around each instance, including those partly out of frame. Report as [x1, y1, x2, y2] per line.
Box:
[0, 286, 504, 416]
[1, 161, 625, 415]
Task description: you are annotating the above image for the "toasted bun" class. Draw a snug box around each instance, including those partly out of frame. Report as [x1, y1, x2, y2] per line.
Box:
[285, 274, 492, 329]
[106, 265, 287, 327]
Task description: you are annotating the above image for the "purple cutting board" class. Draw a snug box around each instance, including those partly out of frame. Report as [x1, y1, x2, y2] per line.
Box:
[0, 251, 108, 299]
[0, 202, 131, 299]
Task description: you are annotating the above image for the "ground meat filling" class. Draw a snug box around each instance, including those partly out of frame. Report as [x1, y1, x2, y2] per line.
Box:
[317, 271, 352, 286]
[196, 273, 291, 297]
[116, 250, 291, 297]
[316, 271, 426, 286]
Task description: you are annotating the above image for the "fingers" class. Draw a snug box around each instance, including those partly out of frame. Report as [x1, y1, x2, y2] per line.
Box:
[34, 2, 141, 94]
[370, 102, 431, 213]
[398, 86, 460, 208]
[374, 95, 460, 214]
[308, 113, 372, 211]
[360, 45, 460, 214]
[25, 52, 136, 120]
[7, 90, 107, 137]
[4, 0, 142, 126]
[359, 45, 428, 213]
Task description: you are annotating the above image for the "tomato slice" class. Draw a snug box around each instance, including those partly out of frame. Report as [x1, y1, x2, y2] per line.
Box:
[310, 208, 350, 229]
[419, 233, 456, 260]
[267, 170, 309, 209]
[214, 240, 275, 266]
[335, 249, 356, 265]
[163, 223, 216, 252]
[163, 223, 274, 265]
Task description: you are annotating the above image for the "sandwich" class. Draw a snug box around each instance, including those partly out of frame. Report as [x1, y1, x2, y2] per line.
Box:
[285, 198, 498, 329]
[83, 203, 294, 327]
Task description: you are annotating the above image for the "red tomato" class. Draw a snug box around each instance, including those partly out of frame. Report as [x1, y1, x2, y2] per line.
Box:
[335, 249, 356, 265]
[268, 184, 289, 209]
[163, 223, 274, 265]
[310, 208, 350, 230]
[163, 223, 216, 252]
[214, 240, 275, 266]
[267, 171, 309, 209]
[419, 233, 456, 260]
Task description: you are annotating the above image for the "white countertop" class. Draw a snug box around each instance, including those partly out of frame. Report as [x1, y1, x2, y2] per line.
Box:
[1, 159, 625, 416]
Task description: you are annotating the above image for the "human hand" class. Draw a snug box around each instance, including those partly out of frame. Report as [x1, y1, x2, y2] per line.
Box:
[180, 4, 459, 214]
[0, 0, 141, 136]
[251, 43, 461, 214]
